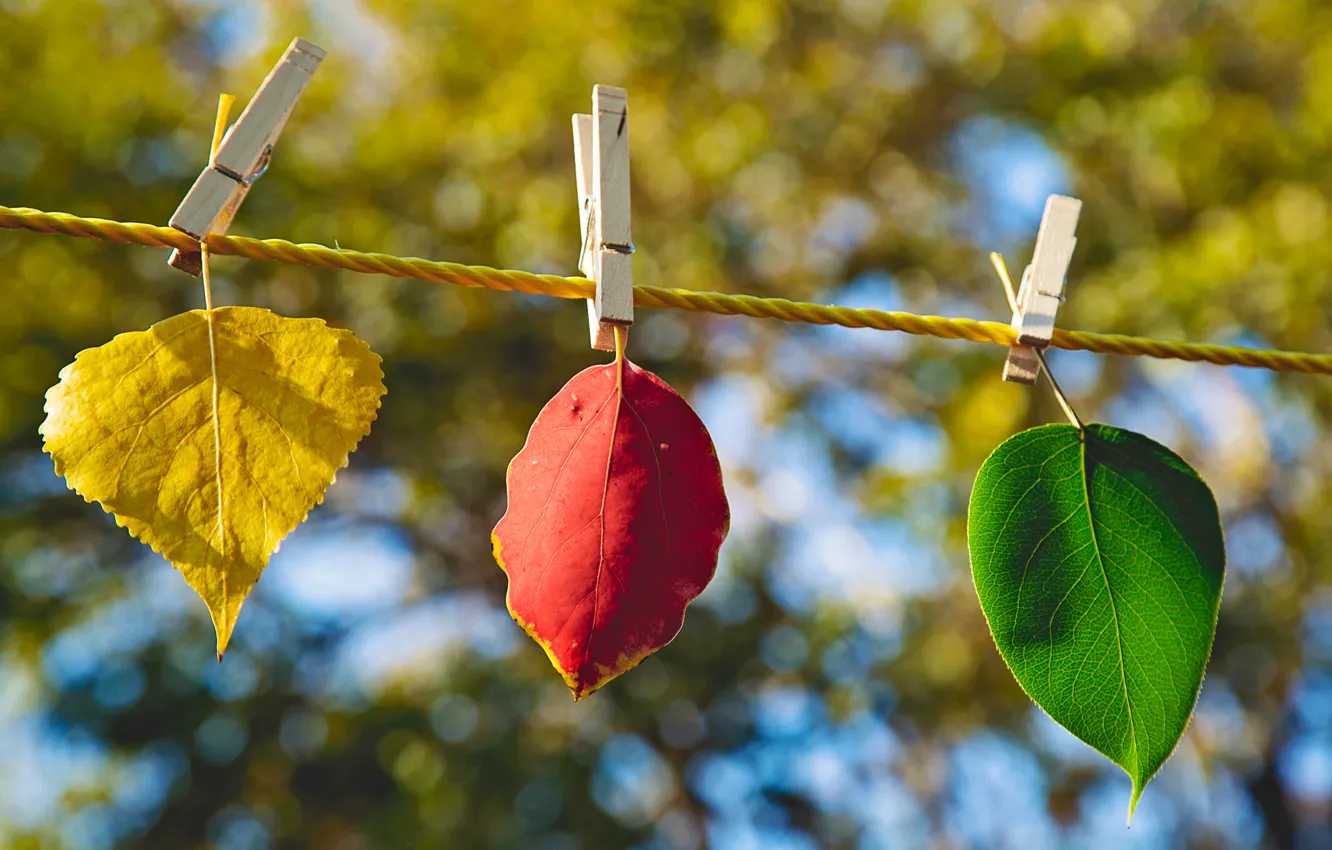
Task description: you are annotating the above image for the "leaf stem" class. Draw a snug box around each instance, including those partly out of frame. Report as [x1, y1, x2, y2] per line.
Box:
[991, 252, 1084, 432]
[203, 94, 234, 311]
[1036, 349, 1084, 431]
[613, 325, 627, 391]
[990, 251, 1020, 315]
[210, 94, 235, 159]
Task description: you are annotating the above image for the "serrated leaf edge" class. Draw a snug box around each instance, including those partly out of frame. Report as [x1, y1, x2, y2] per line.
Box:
[38, 307, 387, 653]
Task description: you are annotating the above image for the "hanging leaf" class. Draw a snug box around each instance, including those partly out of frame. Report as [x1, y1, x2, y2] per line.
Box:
[41, 306, 385, 655]
[968, 423, 1225, 819]
[492, 356, 729, 699]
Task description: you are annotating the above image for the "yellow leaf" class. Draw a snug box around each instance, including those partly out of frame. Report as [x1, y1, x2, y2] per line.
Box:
[40, 307, 385, 655]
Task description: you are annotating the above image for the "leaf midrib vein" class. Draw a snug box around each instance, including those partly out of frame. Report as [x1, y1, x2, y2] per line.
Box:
[585, 361, 624, 676]
[1080, 436, 1142, 779]
[206, 310, 227, 641]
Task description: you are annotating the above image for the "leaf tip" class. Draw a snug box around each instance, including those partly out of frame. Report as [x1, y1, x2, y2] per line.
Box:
[1126, 781, 1144, 826]
[209, 601, 239, 661]
[569, 674, 609, 702]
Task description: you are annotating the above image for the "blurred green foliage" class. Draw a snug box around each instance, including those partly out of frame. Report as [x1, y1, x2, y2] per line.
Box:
[1, 0, 1331, 848]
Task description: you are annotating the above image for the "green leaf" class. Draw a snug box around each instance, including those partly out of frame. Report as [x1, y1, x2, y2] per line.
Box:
[967, 423, 1225, 820]
[41, 307, 386, 655]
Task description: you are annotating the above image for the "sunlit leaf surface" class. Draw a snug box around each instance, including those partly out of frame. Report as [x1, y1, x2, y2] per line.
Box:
[968, 423, 1225, 817]
[41, 307, 385, 653]
[493, 356, 730, 699]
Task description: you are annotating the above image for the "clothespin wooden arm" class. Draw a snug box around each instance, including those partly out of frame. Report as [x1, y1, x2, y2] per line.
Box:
[210, 39, 324, 183]
[573, 84, 633, 351]
[167, 38, 325, 275]
[1002, 194, 1082, 385]
[573, 114, 596, 277]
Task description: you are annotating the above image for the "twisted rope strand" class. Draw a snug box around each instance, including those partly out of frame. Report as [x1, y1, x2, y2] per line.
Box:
[4, 205, 1330, 375]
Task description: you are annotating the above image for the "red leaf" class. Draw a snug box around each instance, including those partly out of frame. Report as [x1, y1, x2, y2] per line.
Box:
[492, 356, 730, 699]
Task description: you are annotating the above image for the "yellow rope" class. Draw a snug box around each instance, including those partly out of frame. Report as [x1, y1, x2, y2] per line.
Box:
[3, 204, 1331, 376]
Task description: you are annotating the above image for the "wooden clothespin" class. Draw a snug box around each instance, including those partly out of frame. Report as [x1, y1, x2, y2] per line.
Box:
[1002, 195, 1082, 384]
[572, 85, 633, 351]
[167, 38, 326, 275]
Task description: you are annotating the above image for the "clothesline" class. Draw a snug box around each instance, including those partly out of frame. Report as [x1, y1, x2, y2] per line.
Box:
[3, 204, 1330, 376]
